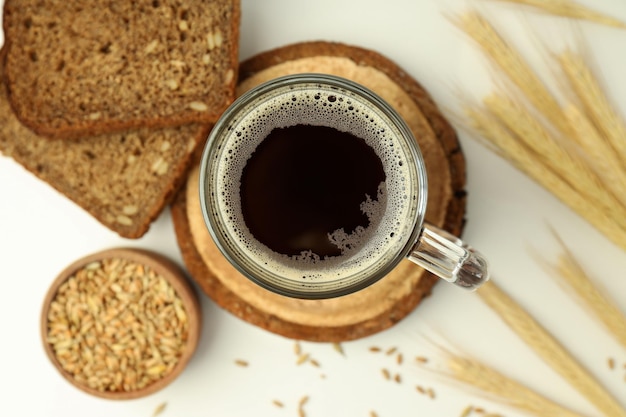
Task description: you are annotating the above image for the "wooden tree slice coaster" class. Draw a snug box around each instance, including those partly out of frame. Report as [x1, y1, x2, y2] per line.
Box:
[171, 41, 467, 342]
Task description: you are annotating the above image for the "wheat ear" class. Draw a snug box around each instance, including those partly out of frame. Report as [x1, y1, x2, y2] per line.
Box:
[449, 11, 572, 136]
[488, 0, 626, 29]
[543, 231, 626, 350]
[557, 50, 626, 170]
[477, 281, 626, 417]
[446, 353, 589, 417]
[463, 105, 626, 251]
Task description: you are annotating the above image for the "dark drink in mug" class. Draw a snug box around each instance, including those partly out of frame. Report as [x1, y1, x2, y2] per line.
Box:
[200, 74, 489, 298]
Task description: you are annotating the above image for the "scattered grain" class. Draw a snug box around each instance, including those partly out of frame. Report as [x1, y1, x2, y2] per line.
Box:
[385, 347, 397, 356]
[396, 353, 403, 365]
[370, 411, 379, 417]
[369, 346, 381, 353]
[394, 373, 402, 384]
[460, 405, 474, 417]
[272, 400, 284, 408]
[416, 356, 429, 364]
[608, 357, 616, 370]
[152, 401, 167, 417]
[427, 388, 436, 399]
[332, 343, 345, 356]
[381, 368, 391, 380]
[294, 341, 302, 355]
[296, 353, 310, 365]
[234, 359, 249, 367]
[416, 385, 436, 399]
[298, 395, 309, 417]
[310, 359, 321, 368]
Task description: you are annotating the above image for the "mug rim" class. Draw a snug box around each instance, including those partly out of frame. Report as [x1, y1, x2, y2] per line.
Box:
[199, 73, 428, 299]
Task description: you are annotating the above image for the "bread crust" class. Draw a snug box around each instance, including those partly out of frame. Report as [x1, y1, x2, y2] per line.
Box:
[171, 41, 467, 342]
[2, 0, 240, 139]
[0, 51, 212, 239]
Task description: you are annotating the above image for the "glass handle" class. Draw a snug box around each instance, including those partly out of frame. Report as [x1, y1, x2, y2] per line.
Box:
[408, 223, 490, 291]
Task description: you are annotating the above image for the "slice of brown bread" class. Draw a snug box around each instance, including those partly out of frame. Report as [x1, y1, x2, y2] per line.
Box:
[171, 41, 467, 342]
[2, 0, 240, 139]
[0, 59, 211, 239]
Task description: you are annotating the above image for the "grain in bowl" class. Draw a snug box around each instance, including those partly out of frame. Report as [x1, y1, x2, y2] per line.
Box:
[41, 248, 201, 399]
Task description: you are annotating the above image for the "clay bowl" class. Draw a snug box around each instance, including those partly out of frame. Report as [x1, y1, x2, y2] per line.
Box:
[40, 248, 201, 400]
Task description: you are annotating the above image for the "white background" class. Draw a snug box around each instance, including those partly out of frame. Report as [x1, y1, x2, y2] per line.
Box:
[1, 0, 626, 416]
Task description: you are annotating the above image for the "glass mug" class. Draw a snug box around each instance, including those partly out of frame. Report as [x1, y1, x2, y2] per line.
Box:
[199, 74, 489, 299]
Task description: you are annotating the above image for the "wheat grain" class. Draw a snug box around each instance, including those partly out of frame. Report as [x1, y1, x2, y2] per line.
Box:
[488, 0, 626, 28]
[298, 395, 309, 417]
[46, 258, 189, 393]
[152, 402, 167, 417]
[332, 343, 345, 356]
[385, 347, 397, 355]
[296, 353, 310, 365]
[460, 406, 474, 417]
[477, 281, 626, 417]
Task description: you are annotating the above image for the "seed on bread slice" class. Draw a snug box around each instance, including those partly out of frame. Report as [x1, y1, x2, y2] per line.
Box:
[2, 0, 240, 138]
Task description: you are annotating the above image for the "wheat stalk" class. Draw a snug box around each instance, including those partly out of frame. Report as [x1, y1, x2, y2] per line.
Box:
[449, 11, 572, 136]
[463, 105, 626, 251]
[477, 281, 626, 417]
[452, 11, 626, 250]
[488, 0, 626, 28]
[542, 231, 626, 350]
[483, 93, 626, 226]
[562, 103, 626, 208]
[445, 353, 588, 417]
[557, 50, 626, 170]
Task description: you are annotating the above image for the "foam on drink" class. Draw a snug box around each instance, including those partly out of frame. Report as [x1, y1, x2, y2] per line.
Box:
[210, 81, 420, 285]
